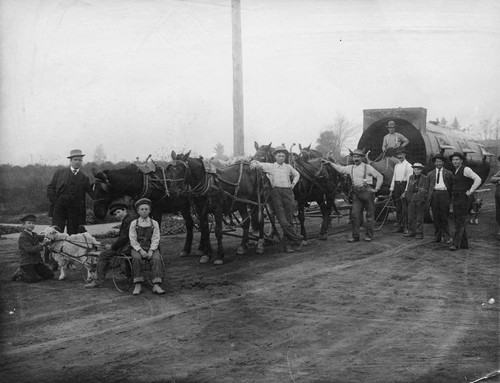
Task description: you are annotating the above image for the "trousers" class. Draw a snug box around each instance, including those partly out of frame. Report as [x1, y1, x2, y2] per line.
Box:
[270, 187, 303, 246]
[351, 188, 374, 239]
[452, 193, 470, 248]
[131, 249, 164, 284]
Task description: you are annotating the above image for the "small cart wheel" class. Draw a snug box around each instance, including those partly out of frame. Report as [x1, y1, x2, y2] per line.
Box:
[110, 255, 133, 292]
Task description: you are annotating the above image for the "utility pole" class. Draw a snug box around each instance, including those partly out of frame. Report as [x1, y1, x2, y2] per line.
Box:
[232, 0, 244, 156]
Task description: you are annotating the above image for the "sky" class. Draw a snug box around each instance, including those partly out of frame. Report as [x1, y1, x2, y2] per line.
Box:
[1, 0, 499, 165]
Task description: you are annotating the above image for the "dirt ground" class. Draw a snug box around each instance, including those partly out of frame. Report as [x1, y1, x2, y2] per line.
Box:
[0, 189, 499, 383]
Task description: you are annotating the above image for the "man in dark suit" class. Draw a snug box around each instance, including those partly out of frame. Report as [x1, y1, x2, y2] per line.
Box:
[85, 202, 136, 288]
[427, 153, 453, 244]
[47, 149, 93, 235]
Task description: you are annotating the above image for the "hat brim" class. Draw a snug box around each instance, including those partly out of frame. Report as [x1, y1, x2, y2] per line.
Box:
[449, 154, 465, 161]
[68, 154, 85, 158]
[272, 150, 289, 156]
[109, 205, 128, 214]
[432, 155, 445, 162]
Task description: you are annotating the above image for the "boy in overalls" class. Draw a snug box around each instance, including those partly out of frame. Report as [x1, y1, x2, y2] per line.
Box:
[129, 198, 165, 295]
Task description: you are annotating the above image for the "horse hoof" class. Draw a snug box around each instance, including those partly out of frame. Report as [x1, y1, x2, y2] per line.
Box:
[236, 246, 246, 255]
[179, 251, 190, 257]
[301, 240, 308, 246]
[194, 250, 205, 256]
[199, 255, 210, 264]
[214, 259, 223, 265]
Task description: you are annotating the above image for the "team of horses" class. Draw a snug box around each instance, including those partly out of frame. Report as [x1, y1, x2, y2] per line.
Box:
[92, 143, 397, 265]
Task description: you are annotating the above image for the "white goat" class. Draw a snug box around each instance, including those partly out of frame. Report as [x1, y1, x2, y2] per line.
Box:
[43, 227, 101, 281]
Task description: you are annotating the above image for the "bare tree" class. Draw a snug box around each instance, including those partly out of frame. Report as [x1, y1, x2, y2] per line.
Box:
[93, 144, 107, 164]
[315, 113, 357, 158]
[450, 117, 461, 131]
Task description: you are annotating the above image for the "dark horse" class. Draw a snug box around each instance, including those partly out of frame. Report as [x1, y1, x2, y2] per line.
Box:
[92, 164, 199, 257]
[165, 152, 266, 265]
[253, 141, 341, 242]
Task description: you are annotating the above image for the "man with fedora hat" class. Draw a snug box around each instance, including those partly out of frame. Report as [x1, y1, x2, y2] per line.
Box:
[250, 145, 303, 252]
[448, 152, 481, 251]
[322, 148, 383, 242]
[427, 153, 454, 244]
[404, 163, 428, 239]
[382, 120, 409, 157]
[85, 201, 137, 289]
[47, 149, 93, 235]
[490, 156, 500, 240]
[389, 148, 413, 234]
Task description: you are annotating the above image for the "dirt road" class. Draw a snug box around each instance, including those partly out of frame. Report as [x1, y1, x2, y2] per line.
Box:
[1, 190, 498, 383]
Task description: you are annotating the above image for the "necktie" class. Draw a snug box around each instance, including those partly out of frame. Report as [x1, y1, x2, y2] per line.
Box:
[73, 169, 77, 175]
[436, 169, 441, 184]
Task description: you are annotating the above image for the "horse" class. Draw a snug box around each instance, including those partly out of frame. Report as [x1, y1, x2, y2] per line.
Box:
[92, 163, 200, 257]
[166, 151, 266, 265]
[253, 141, 341, 242]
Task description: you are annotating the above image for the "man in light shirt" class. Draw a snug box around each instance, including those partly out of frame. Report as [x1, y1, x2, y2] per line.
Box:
[448, 152, 482, 251]
[382, 121, 409, 157]
[389, 148, 413, 234]
[250, 146, 303, 253]
[426, 153, 453, 244]
[322, 149, 383, 242]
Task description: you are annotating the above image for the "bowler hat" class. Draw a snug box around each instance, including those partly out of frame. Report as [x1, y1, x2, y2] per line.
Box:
[272, 146, 289, 156]
[67, 149, 85, 158]
[432, 153, 445, 162]
[412, 162, 424, 169]
[134, 198, 152, 209]
[109, 202, 128, 215]
[20, 214, 36, 223]
[449, 152, 465, 161]
[386, 120, 397, 128]
[350, 149, 365, 156]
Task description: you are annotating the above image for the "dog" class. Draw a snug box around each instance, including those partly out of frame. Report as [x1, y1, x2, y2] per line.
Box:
[469, 193, 483, 225]
[43, 227, 101, 281]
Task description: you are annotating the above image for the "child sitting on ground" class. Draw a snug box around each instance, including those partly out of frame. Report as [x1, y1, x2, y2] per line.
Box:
[12, 214, 54, 283]
[128, 198, 166, 295]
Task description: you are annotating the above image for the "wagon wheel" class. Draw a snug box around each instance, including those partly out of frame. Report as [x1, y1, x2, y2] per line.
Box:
[110, 255, 133, 293]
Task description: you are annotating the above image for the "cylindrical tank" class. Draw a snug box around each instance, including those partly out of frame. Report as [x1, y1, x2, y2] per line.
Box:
[358, 107, 493, 184]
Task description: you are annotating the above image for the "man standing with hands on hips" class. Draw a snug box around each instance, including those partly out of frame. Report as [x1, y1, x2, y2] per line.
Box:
[448, 152, 481, 251]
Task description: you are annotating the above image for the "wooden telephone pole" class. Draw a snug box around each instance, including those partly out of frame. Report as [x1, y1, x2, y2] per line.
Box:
[232, 0, 244, 156]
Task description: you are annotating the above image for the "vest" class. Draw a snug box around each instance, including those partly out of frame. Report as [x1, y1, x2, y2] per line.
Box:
[135, 220, 153, 251]
[452, 166, 473, 194]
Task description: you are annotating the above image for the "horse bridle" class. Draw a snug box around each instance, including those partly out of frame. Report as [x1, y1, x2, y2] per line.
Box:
[165, 160, 191, 194]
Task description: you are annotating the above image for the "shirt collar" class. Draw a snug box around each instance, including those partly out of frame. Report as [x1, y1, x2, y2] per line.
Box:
[70, 166, 79, 174]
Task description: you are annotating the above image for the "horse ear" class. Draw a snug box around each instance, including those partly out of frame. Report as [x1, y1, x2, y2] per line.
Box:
[348, 148, 353, 156]
[268, 142, 272, 149]
[171, 151, 176, 161]
[306, 144, 311, 150]
[184, 150, 191, 161]
[299, 143, 303, 151]
[254, 141, 259, 151]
